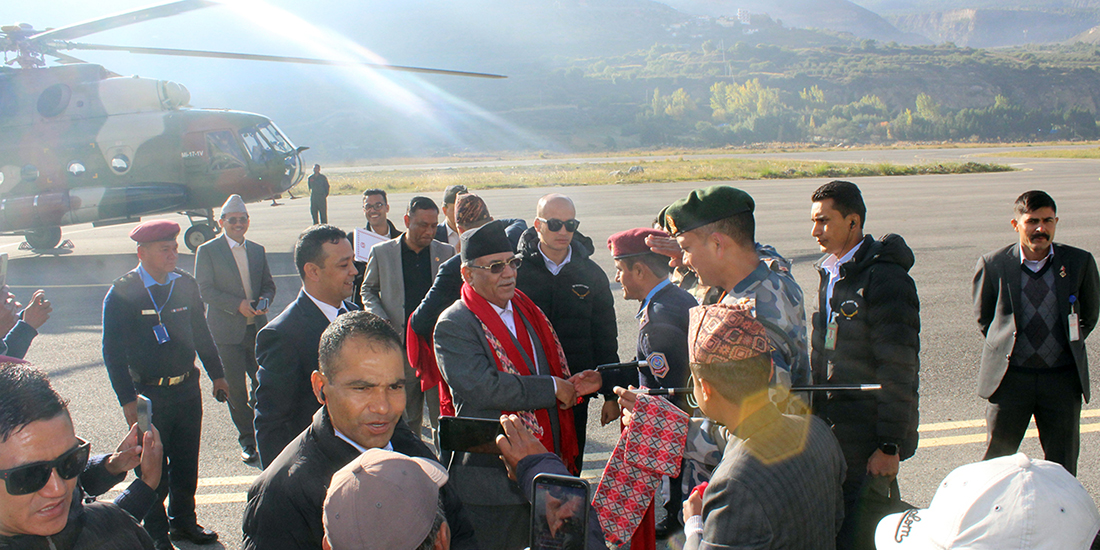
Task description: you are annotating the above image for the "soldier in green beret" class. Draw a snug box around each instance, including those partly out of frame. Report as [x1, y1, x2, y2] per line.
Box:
[659, 185, 811, 404]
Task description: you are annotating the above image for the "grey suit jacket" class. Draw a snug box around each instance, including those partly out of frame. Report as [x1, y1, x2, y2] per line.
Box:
[686, 405, 846, 550]
[434, 299, 559, 507]
[973, 242, 1100, 401]
[195, 235, 277, 346]
[361, 236, 454, 340]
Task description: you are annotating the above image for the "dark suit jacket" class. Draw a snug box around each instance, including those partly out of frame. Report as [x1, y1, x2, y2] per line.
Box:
[973, 243, 1100, 401]
[194, 235, 276, 346]
[254, 289, 358, 467]
[243, 408, 477, 550]
[434, 299, 559, 507]
[686, 405, 846, 550]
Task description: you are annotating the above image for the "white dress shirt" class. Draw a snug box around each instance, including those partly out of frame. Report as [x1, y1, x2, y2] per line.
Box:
[538, 242, 572, 276]
[1021, 244, 1054, 273]
[490, 300, 543, 375]
[304, 289, 344, 323]
[821, 239, 863, 321]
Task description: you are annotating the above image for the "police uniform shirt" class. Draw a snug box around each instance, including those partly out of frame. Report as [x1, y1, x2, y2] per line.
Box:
[102, 265, 225, 406]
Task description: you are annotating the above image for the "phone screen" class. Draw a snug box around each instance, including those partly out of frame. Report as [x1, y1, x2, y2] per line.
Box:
[438, 417, 503, 454]
[531, 473, 589, 550]
[136, 395, 153, 434]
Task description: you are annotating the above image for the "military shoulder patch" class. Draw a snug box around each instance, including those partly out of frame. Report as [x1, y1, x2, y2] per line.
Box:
[647, 352, 669, 378]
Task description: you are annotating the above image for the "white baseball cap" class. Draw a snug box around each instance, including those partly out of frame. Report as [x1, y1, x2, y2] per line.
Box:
[875, 453, 1099, 550]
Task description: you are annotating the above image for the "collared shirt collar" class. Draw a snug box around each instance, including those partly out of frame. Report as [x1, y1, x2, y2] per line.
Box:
[490, 299, 515, 332]
[304, 289, 344, 323]
[538, 242, 572, 276]
[333, 428, 393, 454]
[732, 260, 770, 295]
[137, 264, 180, 288]
[822, 239, 864, 278]
[1020, 243, 1054, 273]
[822, 239, 864, 320]
[446, 223, 460, 249]
[226, 234, 247, 249]
[637, 278, 672, 319]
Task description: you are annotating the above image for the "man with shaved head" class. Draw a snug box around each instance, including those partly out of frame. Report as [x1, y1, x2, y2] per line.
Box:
[516, 193, 619, 472]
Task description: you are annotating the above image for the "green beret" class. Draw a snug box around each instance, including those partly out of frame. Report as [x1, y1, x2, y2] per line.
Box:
[663, 186, 754, 237]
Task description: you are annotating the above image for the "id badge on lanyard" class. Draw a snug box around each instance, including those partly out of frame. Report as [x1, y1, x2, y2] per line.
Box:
[146, 280, 176, 345]
[825, 318, 838, 350]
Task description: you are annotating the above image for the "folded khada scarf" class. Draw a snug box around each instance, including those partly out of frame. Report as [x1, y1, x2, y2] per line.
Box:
[593, 393, 689, 546]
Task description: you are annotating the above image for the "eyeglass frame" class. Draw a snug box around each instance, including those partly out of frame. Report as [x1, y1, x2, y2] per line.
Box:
[364, 201, 388, 211]
[465, 256, 523, 274]
[536, 217, 580, 233]
[0, 437, 90, 496]
[223, 216, 249, 225]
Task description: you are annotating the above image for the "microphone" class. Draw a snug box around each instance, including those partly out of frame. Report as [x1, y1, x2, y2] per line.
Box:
[595, 360, 648, 372]
[629, 384, 882, 395]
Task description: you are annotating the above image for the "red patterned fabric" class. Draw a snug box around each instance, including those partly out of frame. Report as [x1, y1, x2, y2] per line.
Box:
[593, 394, 689, 546]
[688, 303, 770, 364]
[460, 283, 579, 474]
[406, 323, 455, 416]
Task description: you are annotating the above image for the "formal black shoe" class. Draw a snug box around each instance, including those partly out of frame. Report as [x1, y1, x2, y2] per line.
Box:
[169, 524, 219, 545]
[654, 514, 681, 540]
[241, 446, 259, 465]
[153, 538, 175, 550]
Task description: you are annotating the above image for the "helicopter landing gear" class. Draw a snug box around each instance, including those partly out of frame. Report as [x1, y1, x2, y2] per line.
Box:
[24, 226, 62, 250]
[182, 209, 220, 252]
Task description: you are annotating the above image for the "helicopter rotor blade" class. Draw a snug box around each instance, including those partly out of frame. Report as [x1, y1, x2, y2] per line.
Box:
[57, 42, 507, 79]
[49, 51, 91, 65]
[28, 0, 219, 44]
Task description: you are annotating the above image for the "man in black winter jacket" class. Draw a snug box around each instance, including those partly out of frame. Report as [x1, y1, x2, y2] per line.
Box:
[516, 194, 618, 472]
[242, 312, 476, 550]
[809, 181, 920, 550]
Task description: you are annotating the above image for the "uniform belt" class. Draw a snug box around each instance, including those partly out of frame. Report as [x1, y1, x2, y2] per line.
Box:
[141, 369, 195, 387]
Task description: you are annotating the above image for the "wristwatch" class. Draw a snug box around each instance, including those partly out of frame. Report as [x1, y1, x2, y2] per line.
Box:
[880, 442, 899, 456]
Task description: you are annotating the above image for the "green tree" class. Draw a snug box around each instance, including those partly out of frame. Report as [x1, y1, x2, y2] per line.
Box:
[916, 93, 942, 122]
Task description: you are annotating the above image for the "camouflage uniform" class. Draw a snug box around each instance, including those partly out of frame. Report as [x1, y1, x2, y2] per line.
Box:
[712, 244, 811, 390]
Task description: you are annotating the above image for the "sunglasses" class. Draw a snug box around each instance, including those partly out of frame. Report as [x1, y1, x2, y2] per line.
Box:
[224, 216, 249, 225]
[0, 438, 90, 496]
[537, 217, 580, 233]
[364, 201, 387, 210]
[468, 257, 522, 274]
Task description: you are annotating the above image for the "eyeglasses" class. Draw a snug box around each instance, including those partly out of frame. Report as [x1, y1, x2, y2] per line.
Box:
[364, 201, 387, 211]
[224, 216, 249, 225]
[0, 438, 90, 496]
[537, 218, 580, 233]
[467, 257, 522, 274]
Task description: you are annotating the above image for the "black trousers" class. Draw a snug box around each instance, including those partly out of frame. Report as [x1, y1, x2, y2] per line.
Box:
[836, 439, 879, 550]
[310, 195, 328, 224]
[142, 391, 203, 540]
[217, 324, 258, 449]
[984, 367, 1082, 475]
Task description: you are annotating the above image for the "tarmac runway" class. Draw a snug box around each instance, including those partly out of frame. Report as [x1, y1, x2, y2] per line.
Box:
[6, 145, 1100, 548]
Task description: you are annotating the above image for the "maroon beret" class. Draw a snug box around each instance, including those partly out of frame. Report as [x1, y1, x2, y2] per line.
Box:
[607, 228, 668, 259]
[129, 220, 180, 243]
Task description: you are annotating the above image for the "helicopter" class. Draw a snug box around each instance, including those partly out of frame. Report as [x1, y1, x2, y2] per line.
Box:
[1, 0, 503, 251]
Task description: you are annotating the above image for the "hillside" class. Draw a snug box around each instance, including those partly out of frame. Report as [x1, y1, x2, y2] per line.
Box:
[890, 9, 1100, 47]
[660, 0, 927, 43]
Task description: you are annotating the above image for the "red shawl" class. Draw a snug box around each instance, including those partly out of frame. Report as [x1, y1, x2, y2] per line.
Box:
[460, 282, 579, 474]
[405, 323, 455, 417]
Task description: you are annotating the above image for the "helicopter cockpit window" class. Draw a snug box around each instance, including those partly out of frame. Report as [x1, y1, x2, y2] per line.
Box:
[257, 123, 293, 154]
[206, 130, 247, 171]
[67, 162, 86, 176]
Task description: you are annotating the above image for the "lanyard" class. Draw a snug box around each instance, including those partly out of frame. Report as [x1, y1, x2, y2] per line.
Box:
[145, 280, 176, 324]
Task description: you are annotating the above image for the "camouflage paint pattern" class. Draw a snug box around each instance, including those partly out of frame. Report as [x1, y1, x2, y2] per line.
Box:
[0, 63, 302, 234]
